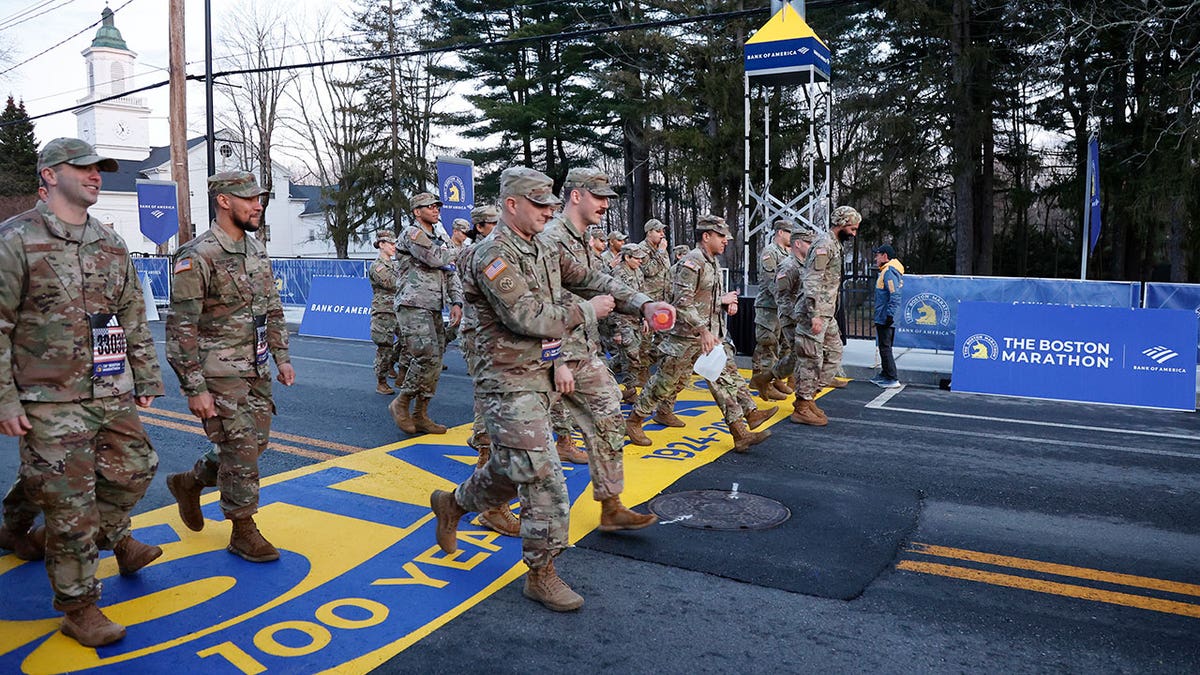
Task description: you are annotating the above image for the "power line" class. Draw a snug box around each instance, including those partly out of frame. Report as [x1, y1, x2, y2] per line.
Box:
[0, 0, 138, 78]
[0, 0, 82, 33]
[0, 0, 59, 28]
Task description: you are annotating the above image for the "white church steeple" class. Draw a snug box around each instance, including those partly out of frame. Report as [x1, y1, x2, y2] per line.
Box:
[75, 7, 151, 161]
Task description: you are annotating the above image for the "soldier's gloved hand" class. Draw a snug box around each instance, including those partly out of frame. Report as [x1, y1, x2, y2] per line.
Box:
[0, 415, 32, 437]
[277, 363, 296, 386]
[589, 294, 616, 319]
[188, 392, 218, 419]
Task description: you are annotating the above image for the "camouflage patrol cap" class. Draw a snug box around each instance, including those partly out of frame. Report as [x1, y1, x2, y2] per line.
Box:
[563, 167, 618, 197]
[772, 218, 795, 231]
[832, 205, 862, 228]
[208, 170, 268, 197]
[470, 204, 499, 225]
[499, 167, 562, 205]
[696, 214, 731, 237]
[452, 218, 472, 232]
[791, 228, 816, 243]
[374, 230, 397, 248]
[643, 218, 666, 232]
[608, 231, 627, 242]
[588, 225, 606, 240]
[672, 244, 690, 258]
[621, 242, 648, 259]
[411, 192, 443, 209]
[38, 137, 119, 173]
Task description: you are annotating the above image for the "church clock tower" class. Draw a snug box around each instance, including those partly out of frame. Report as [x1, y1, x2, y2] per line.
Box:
[75, 7, 150, 161]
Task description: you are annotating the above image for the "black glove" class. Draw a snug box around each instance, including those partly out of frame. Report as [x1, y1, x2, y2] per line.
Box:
[884, 315, 894, 326]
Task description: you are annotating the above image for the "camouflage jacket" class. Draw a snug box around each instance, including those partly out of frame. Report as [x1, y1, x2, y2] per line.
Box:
[541, 216, 615, 362]
[611, 263, 645, 332]
[455, 236, 489, 336]
[797, 232, 844, 325]
[394, 223, 464, 312]
[640, 243, 671, 303]
[471, 223, 650, 394]
[167, 222, 289, 396]
[774, 253, 803, 328]
[0, 202, 163, 418]
[754, 241, 788, 309]
[668, 246, 727, 345]
[368, 254, 399, 315]
[600, 249, 617, 268]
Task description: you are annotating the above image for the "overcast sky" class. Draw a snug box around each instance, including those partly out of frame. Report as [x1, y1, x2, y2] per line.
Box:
[0, 0, 351, 149]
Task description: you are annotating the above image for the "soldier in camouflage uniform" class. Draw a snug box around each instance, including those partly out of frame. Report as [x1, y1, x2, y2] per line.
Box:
[454, 205, 519, 537]
[0, 138, 164, 646]
[165, 170, 296, 565]
[672, 244, 689, 262]
[388, 192, 464, 435]
[627, 215, 777, 452]
[443, 218, 473, 350]
[790, 206, 860, 426]
[610, 243, 650, 402]
[770, 228, 814, 392]
[601, 230, 626, 268]
[369, 231, 400, 395]
[749, 219, 793, 401]
[541, 167, 667, 532]
[430, 167, 673, 612]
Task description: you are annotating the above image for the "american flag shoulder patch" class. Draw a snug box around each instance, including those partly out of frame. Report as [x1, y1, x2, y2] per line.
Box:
[484, 257, 508, 280]
[174, 258, 193, 273]
[682, 259, 699, 271]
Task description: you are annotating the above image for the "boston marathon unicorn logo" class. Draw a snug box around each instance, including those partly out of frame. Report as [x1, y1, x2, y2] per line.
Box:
[904, 292, 951, 327]
[962, 333, 999, 360]
[442, 175, 466, 204]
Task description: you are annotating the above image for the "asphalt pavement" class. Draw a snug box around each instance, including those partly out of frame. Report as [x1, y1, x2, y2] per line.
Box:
[1, 324, 1198, 673]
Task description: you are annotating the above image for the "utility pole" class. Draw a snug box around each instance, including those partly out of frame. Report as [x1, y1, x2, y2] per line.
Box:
[204, 0, 216, 224]
[169, 0, 193, 244]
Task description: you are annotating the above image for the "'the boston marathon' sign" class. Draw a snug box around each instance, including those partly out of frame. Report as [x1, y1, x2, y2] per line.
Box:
[952, 302, 1197, 411]
[744, 2, 830, 85]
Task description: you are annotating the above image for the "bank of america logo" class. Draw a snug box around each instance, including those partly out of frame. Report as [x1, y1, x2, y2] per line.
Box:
[1142, 346, 1179, 364]
[151, 210, 165, 219]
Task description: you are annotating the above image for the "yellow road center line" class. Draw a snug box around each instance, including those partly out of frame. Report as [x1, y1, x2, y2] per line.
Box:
[907, 542, 1200, 598]
[896, 560, 1200, 619]
[143, 406, 361, 454]
[138, 415, 339, 462]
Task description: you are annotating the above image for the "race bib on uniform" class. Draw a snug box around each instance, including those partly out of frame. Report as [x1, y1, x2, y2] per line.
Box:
[254, 314, 269, 365]
[540, 339, 562, 361]
[89, 313, 127, 377]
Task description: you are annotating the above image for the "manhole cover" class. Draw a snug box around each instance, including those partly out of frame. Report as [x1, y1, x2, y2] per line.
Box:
[648, 489, 791, 531]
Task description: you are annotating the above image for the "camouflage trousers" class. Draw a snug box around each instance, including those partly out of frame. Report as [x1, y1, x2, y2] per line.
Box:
[612, 320, 650, 387]
[556, 356, 626, 500]
[633, 338, 756, 425]
[18, 394, 157, 610]
[752, 307, 781, 374]
[396, 306, 445, 399]
[550, 398, 576, 441]
[454, 391, 569, 569]
[2, 474, 39, 533]
[190, 376, 274, 519]
[461, 328, 487, 446]
[793, 317, 844, 399]
[371, 311, 400, 379]
[771, 320, 798, 380]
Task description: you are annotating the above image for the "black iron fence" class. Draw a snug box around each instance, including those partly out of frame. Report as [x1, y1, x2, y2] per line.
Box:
[729, 273, 878, 355]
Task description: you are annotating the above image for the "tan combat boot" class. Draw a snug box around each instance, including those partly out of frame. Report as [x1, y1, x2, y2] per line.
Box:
[113, 535, 163, 575]
[651, 405, 686, 428]
[60, 603, 125, 647]
[430, 490, 467, 554]
[789, 399, 827, 426]
[0, 523, 45, 561]
[478, 504, 520, 537]
[625, 413, 652, 446]
[228, 517, 279, 562]
[472, 433, 492, 467]
[523, 560, 584, 611]
[598, 496, 657, 531]
[745, 406, 778, 430]
[749, 372, 787, 401]
[730, 420, 771, 452]
[773, 377, 794, 395]
[166, 471, 205, 532]
[811, 399, 829, 422]
[376, 378, 395, 395]
[389, 394, 417, 434]
[412, 398, 448, 434]
[827, 378, 848, 389]
[556, 435, 588, 464]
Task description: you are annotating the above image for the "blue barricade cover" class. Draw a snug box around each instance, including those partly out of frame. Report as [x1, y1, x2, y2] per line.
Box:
[132, 258, 171, 301]
[272, 259, 369, 307]
[896, 276, 1141, 351]
[299, 277, 373, 341]
[1144, 282, 1200, 362]
[952, 302, 1197, 411]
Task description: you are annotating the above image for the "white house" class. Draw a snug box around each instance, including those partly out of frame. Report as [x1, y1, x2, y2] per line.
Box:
[73, 8, 373, 259]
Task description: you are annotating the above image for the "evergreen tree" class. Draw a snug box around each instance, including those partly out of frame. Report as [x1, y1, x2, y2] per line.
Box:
[0, 96, 38, 198]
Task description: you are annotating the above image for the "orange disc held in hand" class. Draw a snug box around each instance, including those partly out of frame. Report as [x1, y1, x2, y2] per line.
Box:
[652, 309, 673, 330]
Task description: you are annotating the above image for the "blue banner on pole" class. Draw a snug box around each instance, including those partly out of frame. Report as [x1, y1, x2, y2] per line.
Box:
[1144, 282, 1200, 362]
[1087, 137, 1102, 255]
[952, 302, 1196, 411]
[132, 257, 171, 301]
[271, 259, 369, 306]
[136, 180, 180, 246]
[298, 277, 373, 341]
[437, 157, 474, 238]
[895, 275, 1141, 351]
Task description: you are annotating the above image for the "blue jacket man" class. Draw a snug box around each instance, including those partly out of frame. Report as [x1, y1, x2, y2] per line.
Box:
[871, 245, 904, 387]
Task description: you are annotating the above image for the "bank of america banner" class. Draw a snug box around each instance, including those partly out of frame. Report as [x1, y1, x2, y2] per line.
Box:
[1144, 282, 1200, 362]
[298, 277, 373, 341]
[437, 157, 474, 238]
[271, 259, 369, 306]
[896, 275, 1141, 351]
[952, 302, 1197, 411]
[131, 257, 171, 301]
[136, 180, 180, 245]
